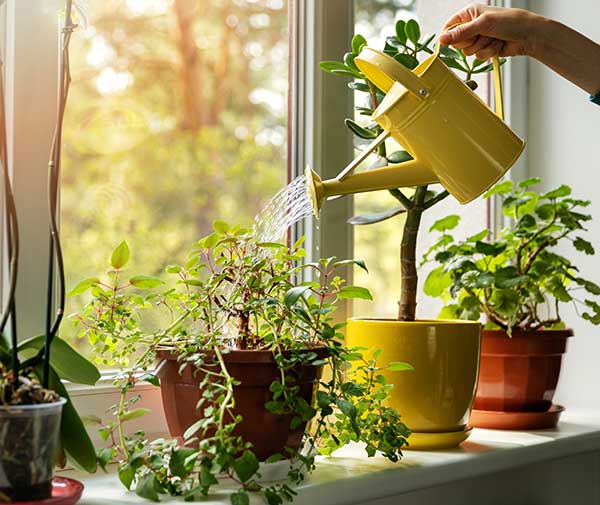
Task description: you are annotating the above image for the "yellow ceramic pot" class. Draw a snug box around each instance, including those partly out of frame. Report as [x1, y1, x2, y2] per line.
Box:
[346, 319, 481, 449]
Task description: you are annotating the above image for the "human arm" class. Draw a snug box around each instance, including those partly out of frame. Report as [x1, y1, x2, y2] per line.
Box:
[439, 3, 600, 96]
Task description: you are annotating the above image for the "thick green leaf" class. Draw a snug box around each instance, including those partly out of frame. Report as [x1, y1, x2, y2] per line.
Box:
[344, 118, 378, 139]
[574, 237, 595, 255]
[395, 20, 407, 44]
[440, 45, 460, 58]
[231, 491, 250, 505]
[441, 56, 468, 72]
[36, 365, 98, 472]
[394, 53, 419, 69]
[111, 241, 130, 269]
[387, 150, 413, 163]
[576, 277, 600, 295]
[423, 267, 452, 297]
[319, 61, 362, 78]
[518, 177, 541, 189]
[233, 451, 259, 483]
[404, 19, 420, 45]
[543, 185, 571, 199]
[352, 34, 367, 55]
[284, 286, 310, 307]
[140, 372, 160, 387]
[483, 180, 513, 198]
[348, 207, 407, 225]
[429, 215, 460, 232]
[118, 464, 135, 490]
[136, 473, 159, 502]
[387, 361, 414, 371]
[491, 289, 519, 316]
[130, 275, 164, 289]
[494, 267, 528, 289]
[338, 286, 373, 300]
[336, 398, 357, 420]
[68, 277, 100, 297]
[20, 335, 100, 386]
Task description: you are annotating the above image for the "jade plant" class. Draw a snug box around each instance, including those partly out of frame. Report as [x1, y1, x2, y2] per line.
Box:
[423, 178, 600, 332]
[71, 224, 412, 504]
[320, 19, 503, 320]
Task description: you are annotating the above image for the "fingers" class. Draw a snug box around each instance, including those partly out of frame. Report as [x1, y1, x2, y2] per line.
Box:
[442, 3, 487, 30]
[476, 39, 504, 60]
[460, 36, 495, 56]
[439, 16, 491, 46]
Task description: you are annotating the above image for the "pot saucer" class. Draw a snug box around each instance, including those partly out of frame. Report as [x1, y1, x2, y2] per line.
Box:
[404, 426, 473, 450]
[7, 477, 83, 505]
[470, 404, 564, 430]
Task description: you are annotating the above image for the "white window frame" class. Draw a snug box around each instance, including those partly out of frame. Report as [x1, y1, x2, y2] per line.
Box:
[1, 0, 355, 436]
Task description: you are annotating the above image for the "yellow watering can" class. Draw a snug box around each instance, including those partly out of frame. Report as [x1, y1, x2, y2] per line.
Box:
[306, 43, 525, 214]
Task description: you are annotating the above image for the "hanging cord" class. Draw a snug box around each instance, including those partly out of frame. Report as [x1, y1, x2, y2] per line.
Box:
[42, 0, 76, 388]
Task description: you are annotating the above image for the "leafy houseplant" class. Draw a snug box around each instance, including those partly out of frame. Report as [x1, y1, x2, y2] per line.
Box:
[0, 1, 100, 501]
[72, 225, 412, 505]
[424, 178, 600, 426]
[319, 20, 496, 447]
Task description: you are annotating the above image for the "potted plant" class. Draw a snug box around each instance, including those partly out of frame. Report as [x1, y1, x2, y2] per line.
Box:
[319, 21, 504, 448]
[0, 1, 100, 501]
[423, 178, 600, 429]
[72, 225, 413, 504]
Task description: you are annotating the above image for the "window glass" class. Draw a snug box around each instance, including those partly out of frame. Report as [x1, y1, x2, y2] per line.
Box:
[62, 0, 289, 359]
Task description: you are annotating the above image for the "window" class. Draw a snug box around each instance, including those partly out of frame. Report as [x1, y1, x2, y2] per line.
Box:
[60, 0, 290, 360]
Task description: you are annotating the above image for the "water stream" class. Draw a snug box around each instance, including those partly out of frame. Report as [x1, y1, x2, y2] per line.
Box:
[254, 175, 314, 242]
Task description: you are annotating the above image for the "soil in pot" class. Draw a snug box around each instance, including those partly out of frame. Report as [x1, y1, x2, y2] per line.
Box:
[156, 347, 326, 461]
[0, 385, 66, 502]
[474, 328, 573, 413]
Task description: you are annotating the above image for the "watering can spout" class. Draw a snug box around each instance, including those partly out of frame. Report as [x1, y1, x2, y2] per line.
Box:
[306, 161, 437, 216]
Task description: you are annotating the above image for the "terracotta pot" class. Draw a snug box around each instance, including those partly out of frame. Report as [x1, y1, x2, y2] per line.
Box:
[474, 329, 573, 412]
[346, 319, 481, 443]
[155, 347, 325, 461]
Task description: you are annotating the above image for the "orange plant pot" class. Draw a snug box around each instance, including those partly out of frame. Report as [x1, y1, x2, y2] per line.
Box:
[474, 329, 573, 413]
[155, 348, 325, 461]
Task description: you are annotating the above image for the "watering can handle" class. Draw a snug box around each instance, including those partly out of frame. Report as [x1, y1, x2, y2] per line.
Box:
[355, 41, 505, 120]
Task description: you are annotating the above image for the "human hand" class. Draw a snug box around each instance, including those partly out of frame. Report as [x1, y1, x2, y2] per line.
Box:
[439, 3, 541, 60]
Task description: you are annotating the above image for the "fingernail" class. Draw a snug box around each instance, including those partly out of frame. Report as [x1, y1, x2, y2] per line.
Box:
[439, 32, 451, 44]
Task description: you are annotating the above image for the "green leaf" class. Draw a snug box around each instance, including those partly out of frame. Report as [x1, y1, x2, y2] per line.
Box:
[338, 286, 373, 300]
[576, 277, 600, 295]
[491, 289, 519, 316]
[111, 241, 130, 269]
[441, 56, 468, 72]
[387, 361, 414, 371]
[130, 275, 164, 289]
[345, 118, 378, 139]
[233, 451, 259, 483]
[348, 207, 407, 225]
[118, 464, 135, 490]
[119, 408, 151, 422]
[140, 373, 160, 387]
[166, 264, 183, 274]
[440, 45, 460, 59]
[404, 19, 420, 45]
[170, 447, 197, 478]
[494, 267, 528, 289]
[19, 335, 100, 386]
[231, 491, 250, 505]
[332, 258, 369, 273]
[336, 398, 357, 420]
[37, 365, 97, 472]
[574, 237, 595, 255]
[543, 185, 571, 199]
[319, 61, 362, 78]
[352, 34, 367, 55]
[429, 215, 460, 232]
[136, 473, 159, 502]
[213, 220, 229, 233]
[423, 266, 452, 297]
[547, 277, 572, 302]
[387, 150, 413, 163]
[68, 277, 100, 296]
[475, 241, 506, 256]
[483, 180, 513, 198]
[395, 20, 407, 44]
[284, 286, 310, 307]
[394, 53, 419, 70]
[348, 81, 370, 92]
[518, 177, 541, 189]
[97, 447, 113, 471]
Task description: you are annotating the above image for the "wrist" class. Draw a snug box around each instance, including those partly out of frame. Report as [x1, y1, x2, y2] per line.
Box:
[526, 15, 560, 59]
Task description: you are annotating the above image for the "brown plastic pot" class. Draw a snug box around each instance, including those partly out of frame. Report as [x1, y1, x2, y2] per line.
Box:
[155, 347, 326, 461]
[473, 328, 573, 412]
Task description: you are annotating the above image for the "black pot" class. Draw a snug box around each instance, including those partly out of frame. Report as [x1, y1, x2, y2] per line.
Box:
[0, 398, 66, 501]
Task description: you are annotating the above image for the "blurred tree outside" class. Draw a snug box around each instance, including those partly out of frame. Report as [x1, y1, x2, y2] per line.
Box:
[62, 0, 288, 359]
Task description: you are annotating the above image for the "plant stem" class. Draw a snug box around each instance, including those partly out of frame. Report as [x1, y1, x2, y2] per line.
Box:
[397, 186, 427, 321]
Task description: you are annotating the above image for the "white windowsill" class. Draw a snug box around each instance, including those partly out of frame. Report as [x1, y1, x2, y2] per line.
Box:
[62, 410, 600, 505]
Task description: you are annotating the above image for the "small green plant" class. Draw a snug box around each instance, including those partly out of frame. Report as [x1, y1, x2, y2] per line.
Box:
[320, 19, 503, 321]
[423, 178, 600, 332]
[72, 224, 412, 504]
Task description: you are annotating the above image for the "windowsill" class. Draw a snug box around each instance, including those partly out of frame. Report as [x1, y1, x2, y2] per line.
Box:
[64, 410, 600, 505]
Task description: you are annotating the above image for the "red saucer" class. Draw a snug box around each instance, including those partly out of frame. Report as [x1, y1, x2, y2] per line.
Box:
[8, 477, 83, 505]
[471, 404, 565, 430]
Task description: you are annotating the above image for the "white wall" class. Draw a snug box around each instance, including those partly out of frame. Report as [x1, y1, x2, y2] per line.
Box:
[527, 0, 600, 410]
